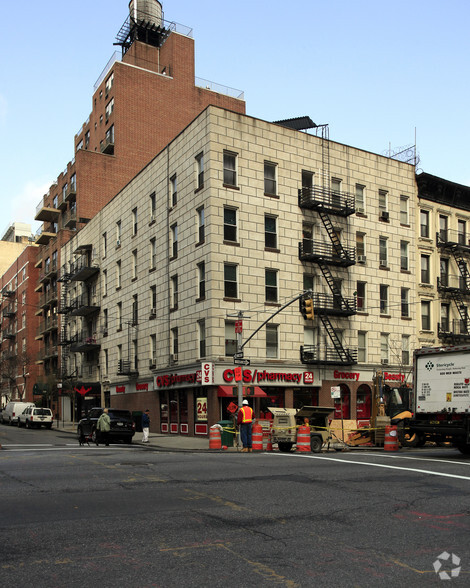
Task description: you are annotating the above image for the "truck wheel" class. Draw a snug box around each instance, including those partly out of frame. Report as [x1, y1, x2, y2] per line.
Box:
[310, 436, 323, 453]
[457, 443, 470, 455]
[397, 423, 419, 447]
[278, 442, 293, 453]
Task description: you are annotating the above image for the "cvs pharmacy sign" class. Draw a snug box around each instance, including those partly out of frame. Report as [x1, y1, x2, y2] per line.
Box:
[201, 362, 214, 385]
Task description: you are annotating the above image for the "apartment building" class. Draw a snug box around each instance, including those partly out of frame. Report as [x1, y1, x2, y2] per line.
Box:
[0, 247, 41, 406]
[416, 172, 470, 347]
[58, 105, 418, 435]
[32, 1, 245, 402]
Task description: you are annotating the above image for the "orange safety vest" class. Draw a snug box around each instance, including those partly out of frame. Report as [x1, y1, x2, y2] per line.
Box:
[240, 406, 254, 423]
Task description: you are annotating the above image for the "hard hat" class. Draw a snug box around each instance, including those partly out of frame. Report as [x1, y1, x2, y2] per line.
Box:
[242, 400, 249, 405]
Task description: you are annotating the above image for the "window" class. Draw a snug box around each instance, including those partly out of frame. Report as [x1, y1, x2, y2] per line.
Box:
[171, 224, 178, 258]
[439, 215, 448, 242]
[171, 328, 179, 358]
[379, 190, 388, 216]
[150, 335, 157, 365]
[440, 303, 450, 332]
[356, 232, 365, 260]
[117, 344, 122, 365]
[102, 232, 107, 258]
[331, 178, 341, 206]
[131, 295, 139, 327]
[133, 339, 138, 370]
[116, 221, 122, 246]
[402, 335, 410, 365]
[53, 194, 58, 209]
[197, 207, 205, 244]
[102, 270, 107, 297]
[198, 319, 206, 358]
[302, 222, 313, 255]
[150, 238, 157, 269]
[358, 331, 367, 362]
[265, 215, 277, 249]
[355, 184, 365, 212]
[420, 210, 429, 238]
[150, 286, 157, 311]
[380, 333, 389, 364]
[266, 324, 278, 358]
[303, 273, 314, 293]
[421, 301, 431, 331]
[458, 220, 467, 245]
[225, 321, 237, 356]
[62, 184, 68, 201]
[264, 161, 277, 196]
[224, 264, 238, 298]
[117, 302, 122, 331]
[401, 288, 409, 318]
[302, 170, 314, 190]
[105, 125, 114, 149]
[116, 260, 121, 289]
[196, 153, 204, 189]
[223, 208, 237, 242]
[84, 131, 90, 149]
[132, 207, 138, 236]
[105, 98, 114, 120]
[420, 254, 430, 284]
[440, 257, 449, 287]
[132, 249, 138, 280]
[356, 281, 366, 311]
[265, 269, 278, 303]
[400, 196, 409, 225]
[105, 72, 114, 94]
[198, 262, 205, 300]
[223, 151, 237, 186]
[380, 285, 388, 314]
[171, 275, 178, 309]
[379, 237, 388, 267]
[170, 175, 177, 207]
[400, 241, 409, 271]
[150, 192, 156, 218]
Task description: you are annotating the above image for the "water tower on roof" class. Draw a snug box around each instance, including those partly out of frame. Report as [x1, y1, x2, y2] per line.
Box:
[116, 0, 169, 54]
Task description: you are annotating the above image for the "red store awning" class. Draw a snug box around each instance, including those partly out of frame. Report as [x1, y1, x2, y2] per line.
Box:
[217, 385, 267, 398]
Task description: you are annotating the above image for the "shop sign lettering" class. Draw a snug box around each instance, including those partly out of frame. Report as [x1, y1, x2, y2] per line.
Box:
[223, 369, 308, 385]
[136, 383, 149, 391]
[334, 370, 360, 381]
[384, 372, 405, 382]
[196, 397, 208, 421]
[116, 385, 126, 394]
[156, 371, 201, 388]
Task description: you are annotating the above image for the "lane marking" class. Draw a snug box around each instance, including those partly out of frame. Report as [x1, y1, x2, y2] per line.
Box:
[1, 446, 143, 452]
[268, 453, 470, 481]
[378, 454, 470, 467]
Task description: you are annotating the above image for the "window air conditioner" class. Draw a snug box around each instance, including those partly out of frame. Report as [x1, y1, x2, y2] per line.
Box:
[381, 359, 389, 365]
[170, 353, 178, 363]
[150, 308, 157, 315]
[357, 255, 366, 263]
[116, 239, 121, 247]
[380, 211, 389, 221]
[356, 207, 365, 214]
[380, 258, 387, 266]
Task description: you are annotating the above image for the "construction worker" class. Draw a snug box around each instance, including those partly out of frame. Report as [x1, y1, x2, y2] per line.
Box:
[237, 399, 254, 452]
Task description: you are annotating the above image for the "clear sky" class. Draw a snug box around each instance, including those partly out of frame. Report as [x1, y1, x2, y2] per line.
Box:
[1, 0, 469, 233]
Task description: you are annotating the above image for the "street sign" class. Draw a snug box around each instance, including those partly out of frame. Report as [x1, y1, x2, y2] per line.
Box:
[331, 386, 341, 399]
[233, 351, 244, 359]
[235, 320, 243, 334]
[234, 358, 250, 366]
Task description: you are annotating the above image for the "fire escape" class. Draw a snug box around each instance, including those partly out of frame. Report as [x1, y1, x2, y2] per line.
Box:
[299, 125, 357, 365]
[436, 229, 470, 343]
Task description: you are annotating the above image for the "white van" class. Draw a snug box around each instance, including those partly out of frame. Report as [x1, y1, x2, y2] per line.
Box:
[2, 402, 35, 425]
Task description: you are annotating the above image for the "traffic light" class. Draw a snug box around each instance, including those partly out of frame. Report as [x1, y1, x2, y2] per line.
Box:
[300, 296, 314, 320]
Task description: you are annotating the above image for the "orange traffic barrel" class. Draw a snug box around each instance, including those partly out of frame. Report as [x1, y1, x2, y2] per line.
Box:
[384, 425, 399, 452]
[296, 425, 311, 452]
[252, 422, 263, 451]
[209, 425, 222, 450]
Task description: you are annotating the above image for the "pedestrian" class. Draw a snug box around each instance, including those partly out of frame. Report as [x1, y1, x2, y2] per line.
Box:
[237, 399, 254, 452]
[141, 409, 150, 443]
[96, 408, 111, 446]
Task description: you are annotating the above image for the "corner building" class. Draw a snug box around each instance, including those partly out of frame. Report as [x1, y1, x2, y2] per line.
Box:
[60, 105, 418, 436]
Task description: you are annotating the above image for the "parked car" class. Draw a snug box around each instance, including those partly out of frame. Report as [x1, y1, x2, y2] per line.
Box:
[2, 402, 35, 425]
[77, 408, 135, 444]
[18, 407, 53, 429]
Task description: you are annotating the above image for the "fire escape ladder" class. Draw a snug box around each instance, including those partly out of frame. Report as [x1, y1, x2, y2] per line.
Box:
[452, 246, 470, 290]
[449, 289, 469, 332]
[318, 210, 351, 262]
[318, 313, 354, 364]
[317, 262, 354, 313]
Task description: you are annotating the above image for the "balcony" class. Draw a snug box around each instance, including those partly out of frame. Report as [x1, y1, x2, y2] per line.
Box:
[438, 320, 470, 344]
[117, 360, 138, 377]
[64, 207, 77, 229]
[69, 256, 100, 281]
[436, 230, 470, 251]
[35, 226, 56, 245]
[65, 182, 77, 203]
[70, 293, 100, 316]
[312, 292, 357, 317]
[2, 329, 16, 341]
[300, 345, 358, 366]
[100, 134, 114, 155]
[70, 331, 101, 352]
[38, 316, 58, 335]
[2, 288, 15, 297]
[437, 275, 470, 295]
[2, 307, 16, 319]
[298, 186, 355, 217]
[35, 199, 60, 223]
[40, 260, 58, 282]
[299, 241, 355, 267]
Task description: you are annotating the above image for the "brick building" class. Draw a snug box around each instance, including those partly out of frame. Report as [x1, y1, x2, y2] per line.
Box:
[32, 0, 245, 411]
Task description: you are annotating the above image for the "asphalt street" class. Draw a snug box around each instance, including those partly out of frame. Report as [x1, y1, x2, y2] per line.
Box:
[0, 426, 469, 587]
